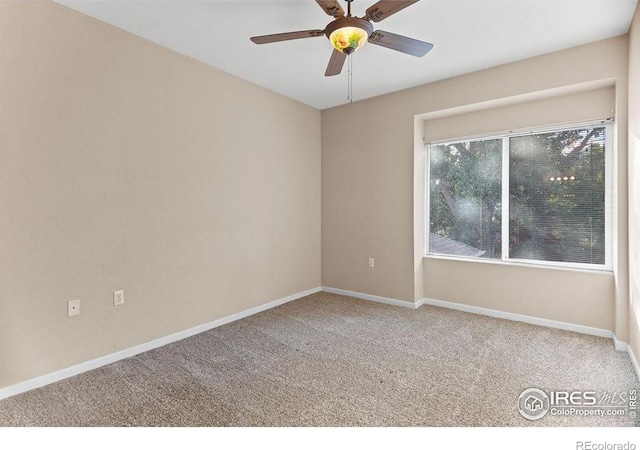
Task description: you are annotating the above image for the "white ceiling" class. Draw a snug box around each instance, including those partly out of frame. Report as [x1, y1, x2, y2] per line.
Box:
[57, 0, 638, 110]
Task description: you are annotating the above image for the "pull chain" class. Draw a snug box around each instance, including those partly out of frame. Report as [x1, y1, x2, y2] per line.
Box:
[346, 0, 355, 103]
[347, 54, 353, 103]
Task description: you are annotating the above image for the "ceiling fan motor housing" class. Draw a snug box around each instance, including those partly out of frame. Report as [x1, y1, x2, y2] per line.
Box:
[325, 17, 374, 54]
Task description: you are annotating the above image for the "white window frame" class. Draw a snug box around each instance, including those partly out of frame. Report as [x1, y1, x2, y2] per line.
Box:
[425, 119, 614, 271]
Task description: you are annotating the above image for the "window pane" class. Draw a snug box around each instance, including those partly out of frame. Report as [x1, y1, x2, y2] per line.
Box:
[509, 127, 606, 265]
[429, 139, 502, 259]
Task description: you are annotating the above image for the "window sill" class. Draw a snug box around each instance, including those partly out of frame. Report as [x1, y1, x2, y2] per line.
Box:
[423, 253, 614, 274]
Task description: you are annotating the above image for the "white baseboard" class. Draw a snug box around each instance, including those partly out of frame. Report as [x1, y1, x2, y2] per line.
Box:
[616, 334, 640, 382]
[613, 333, 629, 352]
[421, 297, 614, 339]
[422, 297, 640, 380]
[627, 346, 640, 383]
[3, 287, 637, 401]
[322, 288, 613, 340]
[0, 287, 322, 401]
[321, 286, 418, 309]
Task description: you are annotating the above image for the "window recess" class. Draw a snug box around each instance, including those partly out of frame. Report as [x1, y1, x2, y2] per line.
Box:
[426, 120, 612, 270]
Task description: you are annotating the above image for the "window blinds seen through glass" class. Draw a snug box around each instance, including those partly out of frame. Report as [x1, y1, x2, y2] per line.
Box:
[508, 127, 606, 265]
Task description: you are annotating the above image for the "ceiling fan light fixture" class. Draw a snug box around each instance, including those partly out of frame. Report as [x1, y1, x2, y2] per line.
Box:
[330, 26, 367, 54]
[325, 17, 373, 54]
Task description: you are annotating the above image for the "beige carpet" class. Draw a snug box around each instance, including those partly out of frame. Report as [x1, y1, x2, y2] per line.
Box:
[0, 292, 637, 426]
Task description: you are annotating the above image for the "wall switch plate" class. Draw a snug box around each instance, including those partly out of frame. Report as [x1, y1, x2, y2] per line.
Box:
[113, 290, 124, 306]
[68, 299, 80, 317]
[368, 258, 375, 268]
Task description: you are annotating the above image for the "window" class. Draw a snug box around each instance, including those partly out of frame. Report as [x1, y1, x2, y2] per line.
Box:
[427, 122, 611, 269]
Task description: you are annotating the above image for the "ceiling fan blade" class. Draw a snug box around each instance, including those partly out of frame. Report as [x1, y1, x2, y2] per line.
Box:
[250, 29, 325, 44]
[368, 30, 433, 57]
[316, 0, 345, 18]
[364, 0, 419, 22]
[325, 49, 347, 76]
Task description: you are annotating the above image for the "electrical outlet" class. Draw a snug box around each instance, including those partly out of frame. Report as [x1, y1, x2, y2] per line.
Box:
[368, 258, 375, 268]
[68, 299, 80, 317]
[113, 290, 124, 306]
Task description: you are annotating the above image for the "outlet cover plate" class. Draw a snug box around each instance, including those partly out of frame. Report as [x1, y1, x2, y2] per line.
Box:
[68, 299, 80, 317]
[114, 290, 124, 306]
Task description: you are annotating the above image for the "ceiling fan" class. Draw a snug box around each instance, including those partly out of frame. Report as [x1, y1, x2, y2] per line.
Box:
[250, 0, 433, 76]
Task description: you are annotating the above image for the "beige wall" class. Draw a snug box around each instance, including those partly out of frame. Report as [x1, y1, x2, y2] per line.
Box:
[628, 4, 640, 362]
[0, 2, 321, 389]
[322, 108, 416, 302]
[424, 86, 615, 143]
[322, 35, 629, 334]
[424, 259, 614, 330]
[1, 1, 635, 391]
